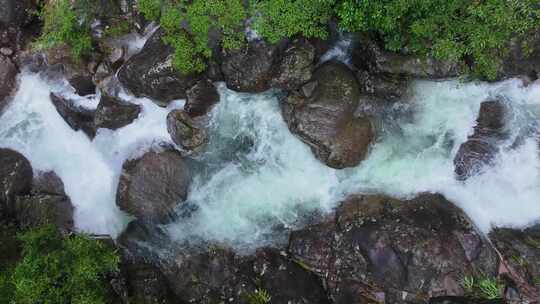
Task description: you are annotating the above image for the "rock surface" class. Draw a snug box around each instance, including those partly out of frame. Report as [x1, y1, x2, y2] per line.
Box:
[118, 29, 201, 104]
[271, 38, 316, 91]
[116, 151, 191, 222]
[166, 109, 208, 151]
[0, 149, 33, 221]
[13, 193, 74, 232]
[288, 194, 499, 303]
[500, 29, 540, 80]
[94, 94, 141, 131]
[69, 74, 96, 96]
[282, 61, 373, 169]
[184, 79, 220, 117]
[0, 0, 35, 28]
[0, 55, 17, 111]
[222, 39, 286, 92]
[50, 93, 96, 138]
[454, 100, 507, 180]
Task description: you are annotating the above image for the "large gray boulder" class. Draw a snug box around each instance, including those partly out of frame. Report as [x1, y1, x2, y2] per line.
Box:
[282, 61, 373, 169]
[117, 29, 202, 104]
[116, 151, 191, 222]
[94, 94, 141, 131]
[0, 55, 17, 112]
[50, 93, 96, 138]
[166, 109, 207, 151]
[184, 79, 220, 117]
[271, 38, 316, 91]
[289, 194, 499, 303]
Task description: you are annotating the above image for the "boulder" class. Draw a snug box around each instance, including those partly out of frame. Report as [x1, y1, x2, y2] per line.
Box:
[166, 110, 208, 151]
[489, 226, 540, 302]
[500, 29, 540, 80]
[184, 79, 220, 117]
[0, 0, 35, 28]
[222, 39, 287, 93]
[282, 61, 373, 169]
[271, 38, 316, 91]
[13, 193, 74, 232]
[118, 29, 201, 104]
[116, 150, 191, 222]
[50, 93, 96, 138]
[69, 74, 96, 96]
[0, 55, 17, 111]
[355, 70, 410, 101]
[32, 171, 66, 196]
[0, 149, 33, 220]
[94, 94, 141, 131]
[454, 100, 507, 180]
[288, 194, 499, 303]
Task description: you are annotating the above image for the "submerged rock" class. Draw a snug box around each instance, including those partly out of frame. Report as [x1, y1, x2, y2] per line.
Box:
[50, 93, 96, 138]
[116, 150, 191, 222]
[118, 29, 201, 104]
[94, 94, 141, 131]
[184, 79, 220, 117]
[288, 194, 499, 303]
[454, 99, 507, 180]
[222, 39, 287, 93]
[0, 54, 17, 111]
[0, 149, 33, 221]
[166, 109, 208, 151]
[282, 61, 373, 169]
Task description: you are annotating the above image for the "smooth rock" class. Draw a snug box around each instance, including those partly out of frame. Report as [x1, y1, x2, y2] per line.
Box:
[184, 79, 220, 117]
[94, 94, 141, 131]
[50, 93, 96, 138]
[166, 109, 208, 151]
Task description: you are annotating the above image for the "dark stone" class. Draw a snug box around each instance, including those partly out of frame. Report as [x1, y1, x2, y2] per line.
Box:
[288, 194, 499, 303]
[32, 171, 66, 196]
[94, 94, 141, 131]
[116, 150, 191, 222]
[13, 193, 74, 232]
[282, 61, 373, 169]
[356, 70, 410, 101]
[454, 100, 507, 180]
[271, 38, 316, 91]
[500, 29, 540, 81]
[0, 149, 33, 221]
[166, 109, 207, 151]
[0, 55, 17, 111]
[69, 74, 96, 96]
[50, 93, 96, 138]
[0, 0, 35, 28]
[118, 28, 201, 104]
[185, 79, 220, 117]
[222, 39, 287, 93]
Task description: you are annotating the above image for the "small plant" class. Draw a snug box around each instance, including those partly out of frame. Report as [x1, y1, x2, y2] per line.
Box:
[103, 19, 131, 38]
[460, 275, 475, 294]
[245, 288, 272, 304]
[477, 277, 502, 300]
[535, 276, 540, 286]
[526, 236, 540, 250]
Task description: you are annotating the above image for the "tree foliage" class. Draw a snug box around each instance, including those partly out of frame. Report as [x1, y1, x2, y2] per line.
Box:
[0, 225, 119, 304]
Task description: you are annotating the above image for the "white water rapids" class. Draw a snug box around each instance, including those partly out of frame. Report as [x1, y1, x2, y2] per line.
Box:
[1, 71, 539, 248]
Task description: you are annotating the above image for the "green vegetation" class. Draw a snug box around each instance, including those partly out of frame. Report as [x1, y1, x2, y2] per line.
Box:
[34, 0, 93, 59]
[337, 0, 540, 79]
[251, 0, 335, 43]
[137, 0, 246, 74]
[104, 19, 131, 39]
[244, 288, 272, 304]
[461, 274, 503, 300]
[0, 225, 119, 304]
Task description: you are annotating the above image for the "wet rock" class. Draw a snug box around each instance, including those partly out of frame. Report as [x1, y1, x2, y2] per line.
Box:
[0, 0, 35, 28]
[288, 194, 499, 303]
[13, 193, 74, 232]
[116, 150, 191, 222]
[0, 55, 17, 111]
[454, 100, 507, 180]
[251, 248, 331, 304]
[94, 94, 141, 131]
[166, 109, 208, 151]
[50, 93, 96, 138]
[271, 38, 316, 91]
[356, 70, 410, 101]
[222, 39, 287, 92]
[185, 79, 220, 117]
[32, 171, 66, 196]
[282, 61, 373, 169]
[69, 74, 96, 96]
[489, 226, 540, 302]
[500, 29, 540, 81]
[118, 29, 201, 104]
[0, 149, 33, 221]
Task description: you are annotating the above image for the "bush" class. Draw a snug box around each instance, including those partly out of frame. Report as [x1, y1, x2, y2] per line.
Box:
[251, 0, 335, 43]
[34, 0, 93, 59]
[0, 225, 119, 304]
[336, 0, 540, 79]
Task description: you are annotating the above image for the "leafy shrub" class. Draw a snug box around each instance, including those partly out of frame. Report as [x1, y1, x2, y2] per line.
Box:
[460, 274, 503, 300]
[336, 0, 540, 79]
[251, 0, 335, 43]
[0, 225, 119, 304]
[137, 0, 162, 21]
[34, 0, 93, 59]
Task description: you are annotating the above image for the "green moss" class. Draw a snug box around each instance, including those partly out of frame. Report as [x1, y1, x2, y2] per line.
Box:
[104, 19, 131, 38]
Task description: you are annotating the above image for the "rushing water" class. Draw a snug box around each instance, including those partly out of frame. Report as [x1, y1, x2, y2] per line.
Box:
[1, 71, 539, 248]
